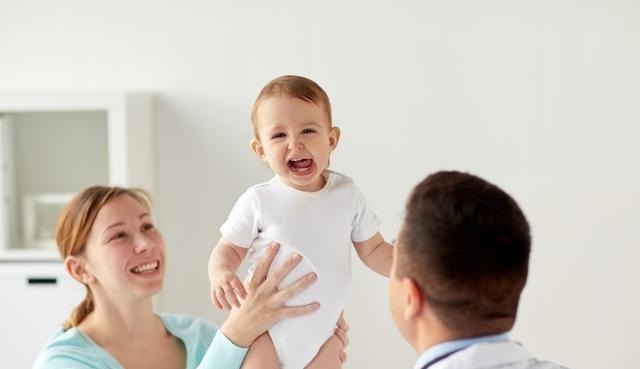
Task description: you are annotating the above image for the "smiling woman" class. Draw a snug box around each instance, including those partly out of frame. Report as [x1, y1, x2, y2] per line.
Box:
[57, 187, 160, 331]
[33, 186, 349, 369]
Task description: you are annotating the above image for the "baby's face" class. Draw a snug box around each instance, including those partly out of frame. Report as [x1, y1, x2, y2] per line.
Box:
[252, 95, 339, 192]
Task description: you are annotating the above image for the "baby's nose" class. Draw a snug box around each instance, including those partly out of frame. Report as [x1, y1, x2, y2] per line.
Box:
[289, 140, 305, 150]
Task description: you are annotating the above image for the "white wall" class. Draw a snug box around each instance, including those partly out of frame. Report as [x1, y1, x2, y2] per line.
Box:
[1, 1, 639, 368]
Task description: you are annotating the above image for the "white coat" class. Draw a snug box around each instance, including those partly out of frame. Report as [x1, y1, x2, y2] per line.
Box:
[428, 341, 569, 369]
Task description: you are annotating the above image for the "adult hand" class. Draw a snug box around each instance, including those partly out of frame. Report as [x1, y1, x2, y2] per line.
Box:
[219, 243, 319, 348]
[305, 313, 350, 369]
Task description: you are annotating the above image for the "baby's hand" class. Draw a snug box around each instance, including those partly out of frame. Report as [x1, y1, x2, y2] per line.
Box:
[210, 270, 247, 310]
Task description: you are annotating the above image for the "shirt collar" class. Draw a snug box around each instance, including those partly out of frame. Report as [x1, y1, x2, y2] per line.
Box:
[413, 333, 510, 369]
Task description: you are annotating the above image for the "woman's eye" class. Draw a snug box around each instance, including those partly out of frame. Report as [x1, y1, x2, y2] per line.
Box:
[111, 232, 126, 241]
[271, 133, 286, 140]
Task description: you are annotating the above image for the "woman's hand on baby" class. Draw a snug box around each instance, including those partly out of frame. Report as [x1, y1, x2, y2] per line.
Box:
[211, 271, 247, 309]
[219, 242, 320, 348]
[305, 313, 350, 369]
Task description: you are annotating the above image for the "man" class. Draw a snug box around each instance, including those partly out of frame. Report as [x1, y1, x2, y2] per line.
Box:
[389, 171, 569, 369]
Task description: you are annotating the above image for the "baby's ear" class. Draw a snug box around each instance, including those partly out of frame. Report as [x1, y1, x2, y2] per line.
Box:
[250, 138, 266, 161]
[329, 126, 341, 150]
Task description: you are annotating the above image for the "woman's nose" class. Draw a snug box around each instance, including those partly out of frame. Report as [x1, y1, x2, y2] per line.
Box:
[134, 235, 152, 253]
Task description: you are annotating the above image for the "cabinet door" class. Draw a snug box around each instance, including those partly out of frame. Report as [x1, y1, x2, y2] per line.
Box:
[0, 262, 84, 369]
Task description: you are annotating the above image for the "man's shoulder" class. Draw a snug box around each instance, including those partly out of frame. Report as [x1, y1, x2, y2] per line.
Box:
[432, 341, 570, 369]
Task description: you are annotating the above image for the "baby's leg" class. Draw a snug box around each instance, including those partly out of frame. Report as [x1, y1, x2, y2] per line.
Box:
[240, 332, 280, 369]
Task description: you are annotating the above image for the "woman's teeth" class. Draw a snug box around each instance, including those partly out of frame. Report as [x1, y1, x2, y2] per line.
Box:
[132, 261, 158, 273]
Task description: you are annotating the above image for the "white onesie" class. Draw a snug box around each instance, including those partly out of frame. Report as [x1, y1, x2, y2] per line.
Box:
[220, 170, 380, 369]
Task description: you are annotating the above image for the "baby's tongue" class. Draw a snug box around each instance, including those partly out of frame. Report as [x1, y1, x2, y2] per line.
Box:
[291, 159, 312, 169]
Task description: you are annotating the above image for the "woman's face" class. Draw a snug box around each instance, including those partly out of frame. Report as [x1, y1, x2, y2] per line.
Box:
[81, 194, 166, 301]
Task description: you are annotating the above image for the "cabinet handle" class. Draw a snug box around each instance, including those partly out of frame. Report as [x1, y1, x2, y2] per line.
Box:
[27, 277, 58, 285]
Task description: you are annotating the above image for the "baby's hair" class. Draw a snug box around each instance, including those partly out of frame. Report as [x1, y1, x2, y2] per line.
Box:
[251, 75, 332, 138]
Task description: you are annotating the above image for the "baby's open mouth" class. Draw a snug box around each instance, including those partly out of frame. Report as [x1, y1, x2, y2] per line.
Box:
[288, 158, 314, 172]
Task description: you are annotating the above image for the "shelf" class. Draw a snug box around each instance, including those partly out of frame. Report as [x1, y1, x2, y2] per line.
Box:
[0, 249, 61, 262]
[0, 92, 153, 261]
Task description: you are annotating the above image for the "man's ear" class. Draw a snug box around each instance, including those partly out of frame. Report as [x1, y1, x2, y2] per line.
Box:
[65, 255, 94, 284]
[402, 277, 425, 320]
[250, 138, 266, 161]
[329, 126, 341, 151]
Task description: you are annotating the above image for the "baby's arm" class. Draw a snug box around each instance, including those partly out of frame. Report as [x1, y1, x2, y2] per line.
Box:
[208, 237, 249, 309]
[353, 232, 393, 277]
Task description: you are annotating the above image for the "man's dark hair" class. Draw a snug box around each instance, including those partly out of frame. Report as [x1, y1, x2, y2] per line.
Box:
[396, 171, 531, 335]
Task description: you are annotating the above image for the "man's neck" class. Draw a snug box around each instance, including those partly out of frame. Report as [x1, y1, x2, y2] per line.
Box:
[412, 332, 511, 369]
[412, 319, 512, 353]
[411, 318, 457, 354]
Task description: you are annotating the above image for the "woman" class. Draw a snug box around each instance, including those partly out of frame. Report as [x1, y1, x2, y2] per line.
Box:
[34, 186, 348, 369]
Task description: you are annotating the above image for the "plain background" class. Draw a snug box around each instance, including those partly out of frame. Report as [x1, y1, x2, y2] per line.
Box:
[1, 1, 639, 368]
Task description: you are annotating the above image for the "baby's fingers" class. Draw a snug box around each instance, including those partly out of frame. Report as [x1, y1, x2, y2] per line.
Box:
[222, 283, 241, 308]
[230, 277, 247, 299]
[215, 286, 232, 310]
[212, 292, 223, 310]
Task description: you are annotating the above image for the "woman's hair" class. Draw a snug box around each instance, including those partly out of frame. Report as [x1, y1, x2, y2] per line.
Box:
[251, 75, 333, 138]
[55, 186, 151, 331]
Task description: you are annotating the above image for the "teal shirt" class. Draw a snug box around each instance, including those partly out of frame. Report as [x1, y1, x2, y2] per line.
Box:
[33, 313, 248, 369]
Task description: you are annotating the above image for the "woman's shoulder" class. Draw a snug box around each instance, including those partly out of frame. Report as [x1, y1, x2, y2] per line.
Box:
[158, 313, 237, 367]
[33, 328, 103, 369]
[158, 313, 217, 344]
[158, 312, 216, 331]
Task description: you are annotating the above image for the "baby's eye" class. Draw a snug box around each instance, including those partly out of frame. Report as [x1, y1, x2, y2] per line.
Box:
[271, 132, 286, 140]
[302, 128, 316, 134]
[142, 223, 155, 232]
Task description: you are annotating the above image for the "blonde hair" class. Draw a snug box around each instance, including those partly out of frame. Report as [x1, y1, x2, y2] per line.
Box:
[56, 186, 151, 331]
[251, 75, 333, 138]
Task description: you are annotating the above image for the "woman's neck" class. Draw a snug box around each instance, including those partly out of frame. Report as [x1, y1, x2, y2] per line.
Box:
[79, 296, 165, 347]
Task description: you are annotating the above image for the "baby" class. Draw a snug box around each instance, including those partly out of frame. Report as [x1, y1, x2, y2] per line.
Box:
[208, 75, 393, 369]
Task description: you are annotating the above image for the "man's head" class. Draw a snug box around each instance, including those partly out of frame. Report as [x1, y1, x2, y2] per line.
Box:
[389, 171, 531, 346]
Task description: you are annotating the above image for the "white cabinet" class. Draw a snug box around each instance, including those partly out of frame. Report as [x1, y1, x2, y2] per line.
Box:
[0, 262, 85, 369]
[0, 93, 153, 368]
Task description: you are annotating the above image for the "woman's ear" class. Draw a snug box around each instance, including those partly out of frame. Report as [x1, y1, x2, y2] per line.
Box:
[250, 138, 266, 161]
[65, 255, 94, 284]
[329, 126, 341, 151]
